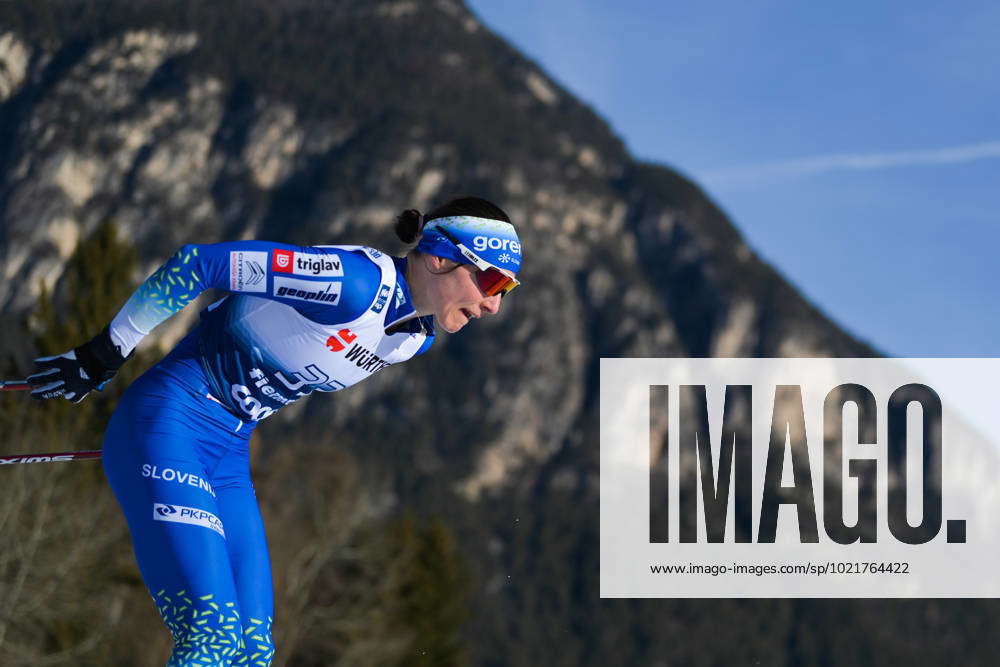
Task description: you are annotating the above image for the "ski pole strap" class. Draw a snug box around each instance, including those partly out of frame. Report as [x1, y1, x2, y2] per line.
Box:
[76, 327, 131, 388]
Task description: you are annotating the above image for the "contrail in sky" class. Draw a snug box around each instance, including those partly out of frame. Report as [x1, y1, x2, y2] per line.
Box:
[700, 140, 1000, 187]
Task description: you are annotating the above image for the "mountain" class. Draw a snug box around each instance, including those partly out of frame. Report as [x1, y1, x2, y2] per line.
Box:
[2, 2, 993, 665]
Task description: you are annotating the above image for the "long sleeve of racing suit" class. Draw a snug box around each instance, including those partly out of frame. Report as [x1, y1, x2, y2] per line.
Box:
[107, 241, 381, 356]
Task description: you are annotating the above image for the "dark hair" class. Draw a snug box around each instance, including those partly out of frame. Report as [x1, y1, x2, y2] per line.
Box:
[394, 196, 511, 244]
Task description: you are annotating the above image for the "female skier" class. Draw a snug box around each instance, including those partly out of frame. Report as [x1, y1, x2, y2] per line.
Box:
[26, 197, 522, 666]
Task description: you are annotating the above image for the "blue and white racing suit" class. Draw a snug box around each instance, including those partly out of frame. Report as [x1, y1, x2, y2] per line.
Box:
[101, 242, 433, 666]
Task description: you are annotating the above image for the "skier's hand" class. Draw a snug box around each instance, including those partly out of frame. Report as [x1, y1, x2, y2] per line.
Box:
[27, 349, 99, 403]
[26, 327, 130, 403]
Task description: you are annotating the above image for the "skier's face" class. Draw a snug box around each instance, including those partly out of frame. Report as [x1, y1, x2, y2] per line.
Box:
[425, 257, 504, 333]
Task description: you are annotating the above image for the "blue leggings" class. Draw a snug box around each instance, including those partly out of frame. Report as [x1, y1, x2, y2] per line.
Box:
[103, 333, 275, 666]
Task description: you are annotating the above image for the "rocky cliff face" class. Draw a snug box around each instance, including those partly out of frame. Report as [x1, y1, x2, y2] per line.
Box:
[0, 2, 887, 664]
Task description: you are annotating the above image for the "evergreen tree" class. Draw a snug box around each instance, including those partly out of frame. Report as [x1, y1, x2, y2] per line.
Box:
[383, 514, 471, 667]
[28, 220, 156, 452]
[0, 220, 167, 665]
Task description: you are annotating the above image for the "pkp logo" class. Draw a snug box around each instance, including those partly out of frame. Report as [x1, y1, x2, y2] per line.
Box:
[154, 503, 178, 517]
[152, 502, 226, 538]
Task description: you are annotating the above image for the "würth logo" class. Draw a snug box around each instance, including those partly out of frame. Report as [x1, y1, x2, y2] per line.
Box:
[326, 329, 356, 352]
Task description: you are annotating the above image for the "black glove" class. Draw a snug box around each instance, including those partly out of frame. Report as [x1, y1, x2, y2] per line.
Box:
[27, 327, 130, 403]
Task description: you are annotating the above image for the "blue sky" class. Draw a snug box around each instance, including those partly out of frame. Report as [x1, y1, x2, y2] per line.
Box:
[467, 0, 999, 356]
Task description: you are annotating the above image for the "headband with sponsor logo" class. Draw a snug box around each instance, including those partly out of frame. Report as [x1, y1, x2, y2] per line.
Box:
[416, 215, 522, 273]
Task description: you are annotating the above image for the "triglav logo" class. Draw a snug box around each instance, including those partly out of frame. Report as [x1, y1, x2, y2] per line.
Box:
[272, 249, 293, 270]
[272, 250, 343, 277]
[600, 358, 1000, 598]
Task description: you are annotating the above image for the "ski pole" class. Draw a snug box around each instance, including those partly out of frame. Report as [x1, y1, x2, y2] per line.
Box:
[0, 380, 101, 466]
[0, 380, 105, 463]
[0, 450, 103, 465]
[1, 379, 30, 392]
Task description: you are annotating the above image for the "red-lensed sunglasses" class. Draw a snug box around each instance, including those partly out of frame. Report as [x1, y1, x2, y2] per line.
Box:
[474, 265, 518, 297]
[434, 226, 520, 297]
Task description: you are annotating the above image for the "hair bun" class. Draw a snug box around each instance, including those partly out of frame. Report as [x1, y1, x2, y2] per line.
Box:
[394, 208, 424, 244]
